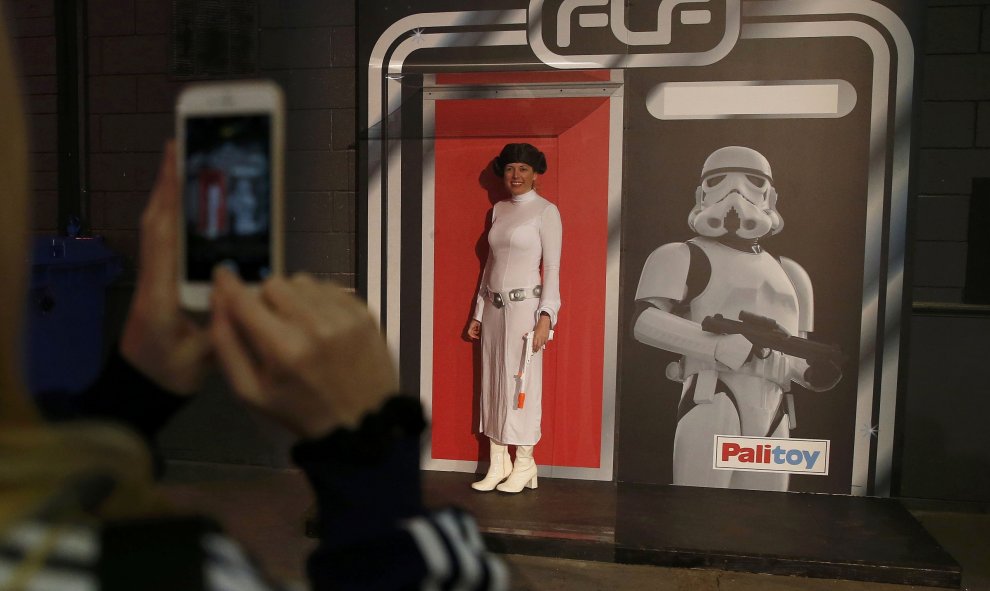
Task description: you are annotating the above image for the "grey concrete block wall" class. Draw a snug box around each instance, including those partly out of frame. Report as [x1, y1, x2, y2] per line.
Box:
[916, 2, 990, 303]
[977, 102, 990, 146]
[5, 0, 58, 233]
[86, 0, 172, 277]
[920, 102, 975, 148]
[258, 0, 357, 286]
[79, 0, 359, 288]
[925, 6, 982, 54]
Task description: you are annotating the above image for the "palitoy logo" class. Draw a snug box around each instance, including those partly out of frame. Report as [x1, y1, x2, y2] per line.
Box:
[713, 435, 830, 475]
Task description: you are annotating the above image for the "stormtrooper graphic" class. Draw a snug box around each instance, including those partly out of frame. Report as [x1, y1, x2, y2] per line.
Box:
[229, 176, 266, 236]
[633, 146, 843, 491]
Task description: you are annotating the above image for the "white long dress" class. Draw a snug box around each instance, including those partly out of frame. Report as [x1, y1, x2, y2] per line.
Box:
[473, 190, 562, 445]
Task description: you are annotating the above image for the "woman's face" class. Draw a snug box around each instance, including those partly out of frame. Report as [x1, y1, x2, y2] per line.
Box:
[502, 162, 537, 197]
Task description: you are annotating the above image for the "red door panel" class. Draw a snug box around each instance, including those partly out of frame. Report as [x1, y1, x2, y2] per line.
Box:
[431, 96, 609, 470]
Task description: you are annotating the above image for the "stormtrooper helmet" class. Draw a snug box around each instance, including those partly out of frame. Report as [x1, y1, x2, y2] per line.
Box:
[687, 146, 784, 240]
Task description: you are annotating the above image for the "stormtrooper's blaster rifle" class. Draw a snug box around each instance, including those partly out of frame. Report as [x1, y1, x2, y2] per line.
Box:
[700, 311, 846, 369]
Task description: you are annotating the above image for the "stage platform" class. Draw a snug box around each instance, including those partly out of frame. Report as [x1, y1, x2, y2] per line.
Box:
[422, 471, 962, 589]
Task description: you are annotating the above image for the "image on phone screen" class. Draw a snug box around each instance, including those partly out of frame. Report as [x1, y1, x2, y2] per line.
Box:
[184, 115, 271, 282]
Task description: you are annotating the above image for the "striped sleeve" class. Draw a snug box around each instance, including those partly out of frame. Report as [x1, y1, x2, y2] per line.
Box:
[0, 522, 99, 591]
[294, 397, 510, 590]
[202, 534, 289, 591]
[401, 508, 508, 591]
[1, 519, 288, 591]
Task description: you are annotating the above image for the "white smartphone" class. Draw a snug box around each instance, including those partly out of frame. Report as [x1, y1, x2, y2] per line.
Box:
[176, 80, 285, 311]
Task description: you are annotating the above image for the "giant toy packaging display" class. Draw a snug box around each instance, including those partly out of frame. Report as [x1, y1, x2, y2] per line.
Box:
[358, 0, 921, 497]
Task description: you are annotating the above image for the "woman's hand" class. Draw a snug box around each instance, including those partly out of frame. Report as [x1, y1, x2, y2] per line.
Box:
[209, 268, 398, 438]
[467, 319, 482, 340]
[532, 313, 552, 352]
[120, 141, 212, 395]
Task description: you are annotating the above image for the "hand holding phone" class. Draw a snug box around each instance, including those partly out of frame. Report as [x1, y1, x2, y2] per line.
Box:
[120, 141, 212, 394]
[210, 268, 399, 437]
[176, 80, 285, 311]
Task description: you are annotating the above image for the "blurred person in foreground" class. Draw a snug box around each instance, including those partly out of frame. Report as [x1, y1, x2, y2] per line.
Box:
[0, 8, 506, 590]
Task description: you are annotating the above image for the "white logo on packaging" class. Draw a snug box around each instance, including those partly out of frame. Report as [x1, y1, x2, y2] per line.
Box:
[556, 0, 713, 48]
[713, 435, 830, 475]
[529, 0, 740, 69]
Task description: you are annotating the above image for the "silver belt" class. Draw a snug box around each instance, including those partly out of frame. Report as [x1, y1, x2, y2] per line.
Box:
[487, 285, 542, 308]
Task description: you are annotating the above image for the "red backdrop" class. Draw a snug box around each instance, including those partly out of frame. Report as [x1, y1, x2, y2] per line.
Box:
[429, 92, 610, 469]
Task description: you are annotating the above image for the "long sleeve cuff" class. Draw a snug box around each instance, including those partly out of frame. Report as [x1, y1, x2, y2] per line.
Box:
[36, 349, 190, 442]
[535, 306, 557, 328]
[474, 293, 486, 322]
[292, 395, 427, 539]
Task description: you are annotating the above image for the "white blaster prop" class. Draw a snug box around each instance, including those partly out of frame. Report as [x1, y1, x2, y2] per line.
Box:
[516, 329, 554, 409]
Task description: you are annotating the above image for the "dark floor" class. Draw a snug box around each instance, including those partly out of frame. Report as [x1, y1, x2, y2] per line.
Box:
[160, 462, 989, 591]
[430, 472, 966, 588]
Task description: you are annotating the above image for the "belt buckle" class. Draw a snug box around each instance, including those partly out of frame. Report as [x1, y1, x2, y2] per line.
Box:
[492, 292, 504, 308]
[509, 288, 525, 302]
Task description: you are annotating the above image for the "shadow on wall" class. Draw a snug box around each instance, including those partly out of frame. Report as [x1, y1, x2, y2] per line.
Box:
[900, 415, 990, 502]
[898, 314, 990, 503]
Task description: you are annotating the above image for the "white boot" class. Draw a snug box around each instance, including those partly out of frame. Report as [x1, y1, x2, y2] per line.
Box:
[471, 441, 512, 491]
[496, 445, 537, 493]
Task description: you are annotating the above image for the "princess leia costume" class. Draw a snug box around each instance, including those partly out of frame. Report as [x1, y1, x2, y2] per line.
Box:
[474, 190, 562, 444]
[470, 144, 562, 493]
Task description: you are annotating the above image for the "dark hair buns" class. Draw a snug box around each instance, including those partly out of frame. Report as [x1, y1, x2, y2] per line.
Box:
[492, 143, 547, 176]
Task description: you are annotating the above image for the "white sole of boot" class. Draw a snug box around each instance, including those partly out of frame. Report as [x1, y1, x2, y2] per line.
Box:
[496, 473, 538, 493]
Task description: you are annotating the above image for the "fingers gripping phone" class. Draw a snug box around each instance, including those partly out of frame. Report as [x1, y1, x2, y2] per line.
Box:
[176, 80, 285, 311]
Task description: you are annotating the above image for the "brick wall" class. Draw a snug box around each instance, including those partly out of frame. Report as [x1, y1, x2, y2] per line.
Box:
[260, 0, 357, 287]
[85, 0, 358, 287]
[86, 0, 169, 279]
[5, 0, 58, 233]
[915, 0, 990, 302]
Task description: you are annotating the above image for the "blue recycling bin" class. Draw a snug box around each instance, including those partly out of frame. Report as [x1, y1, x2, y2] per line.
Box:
[25, 235, 121, 394]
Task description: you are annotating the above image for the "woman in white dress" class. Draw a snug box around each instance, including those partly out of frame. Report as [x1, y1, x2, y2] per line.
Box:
[466, 143, 562, 493]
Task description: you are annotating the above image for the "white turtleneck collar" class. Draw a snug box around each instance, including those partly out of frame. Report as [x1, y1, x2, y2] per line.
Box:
[511, 189, 538, 204]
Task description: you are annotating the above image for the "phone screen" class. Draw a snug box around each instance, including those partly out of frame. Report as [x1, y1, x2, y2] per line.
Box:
[183, 115, 272, 281]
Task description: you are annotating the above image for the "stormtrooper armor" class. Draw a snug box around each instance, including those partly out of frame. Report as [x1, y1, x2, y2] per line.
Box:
[633, 146, 838, 492]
